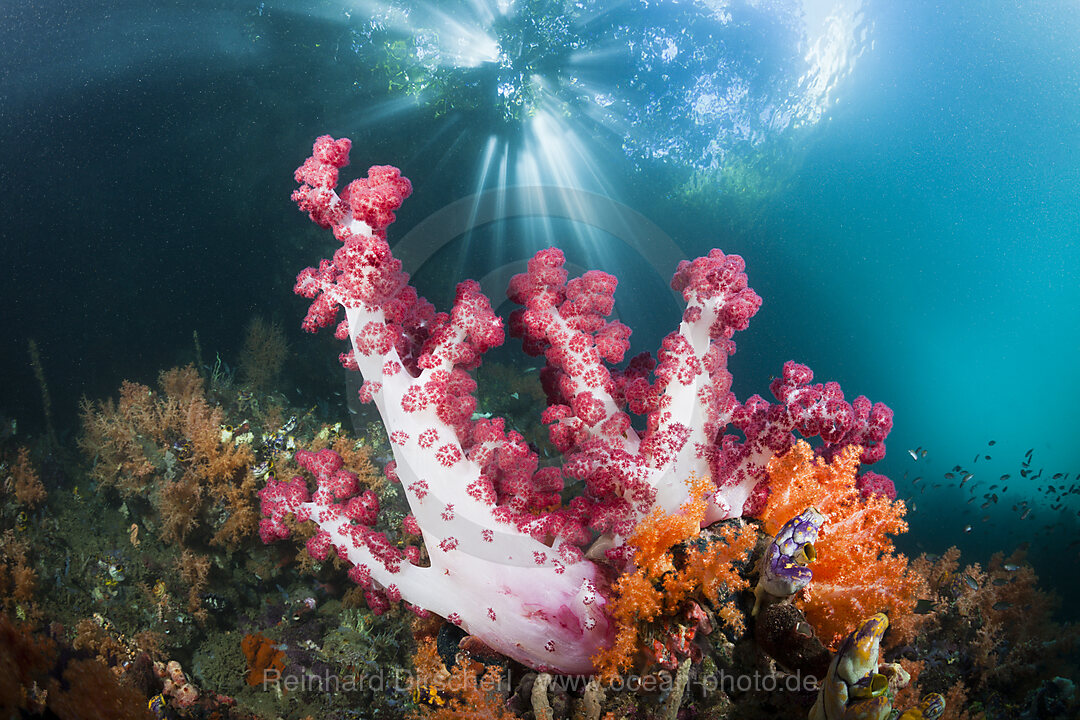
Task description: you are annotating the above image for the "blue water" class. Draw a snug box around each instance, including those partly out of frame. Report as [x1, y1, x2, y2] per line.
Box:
[2, 1, 1078, 594]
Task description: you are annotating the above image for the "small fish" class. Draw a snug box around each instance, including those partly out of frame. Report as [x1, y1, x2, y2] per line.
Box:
[944, 472, 955, 480]
[992, 601, 1012, 611]
[964, 524, 972, 532]
[914, 598, 936, 614]
[510, 392, 519, 399]
[1053, 473, 1064, 480]
[1020, 508, 1032, 520]
[1002, 563, 1020, 571]
[962, 473, 974, 483]
[963, 575, 978, 590]
[984, 454, 992, 460]
[988, 439, 996, 446]
[921, 448, 927, 458]
[981, 501, 991, 509]
[908, 449, 918, 460]
[1000, 474, 1010, 481]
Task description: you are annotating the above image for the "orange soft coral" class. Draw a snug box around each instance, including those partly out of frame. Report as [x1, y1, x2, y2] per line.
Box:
[409, 638, 517, 720]
[0, 531, 41, 623]
[761, 441, 922, 648]
[79, 365, 256, 551]
[6, 448, 46, 508]
[924, 547, 1077, 692]
[78, 380, 160, 495]
[592, 473, 756, 680]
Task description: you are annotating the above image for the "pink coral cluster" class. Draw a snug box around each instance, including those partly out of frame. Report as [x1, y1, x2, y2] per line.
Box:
[260, 135, 894, 674]
[155, 659, 198, 708]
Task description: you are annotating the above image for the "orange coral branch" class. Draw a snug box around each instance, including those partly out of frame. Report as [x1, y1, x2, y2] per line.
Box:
[762, 441, 922, 648]
[592, 473, 755, 680]
[8, 448, 46, 508]
[410, 638, 517, 720]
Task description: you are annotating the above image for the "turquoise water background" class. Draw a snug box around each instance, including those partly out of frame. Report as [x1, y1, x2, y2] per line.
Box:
[1, 0, 1077, 594]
